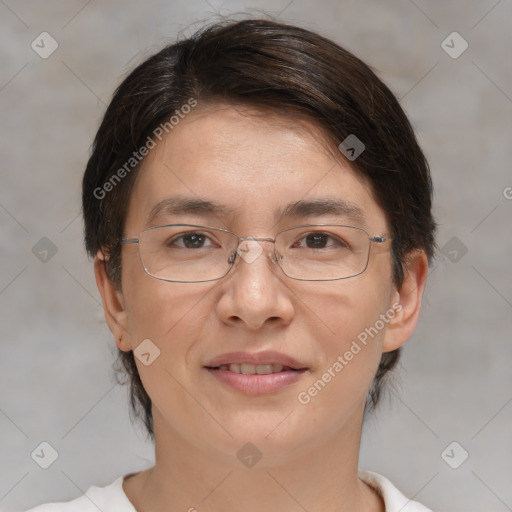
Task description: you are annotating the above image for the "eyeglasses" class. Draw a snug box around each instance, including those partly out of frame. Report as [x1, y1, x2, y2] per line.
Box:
[120, 224, 390, 283]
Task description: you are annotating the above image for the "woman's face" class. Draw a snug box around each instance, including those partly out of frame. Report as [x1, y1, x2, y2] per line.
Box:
[105, 104, 407, 466]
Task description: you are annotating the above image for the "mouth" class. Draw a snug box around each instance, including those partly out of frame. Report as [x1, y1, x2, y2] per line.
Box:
[212, 363, 301, 374]
[204, 351, 308, 395]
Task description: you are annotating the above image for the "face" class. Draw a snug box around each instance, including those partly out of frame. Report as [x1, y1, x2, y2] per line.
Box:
[98, 104, 422, 467]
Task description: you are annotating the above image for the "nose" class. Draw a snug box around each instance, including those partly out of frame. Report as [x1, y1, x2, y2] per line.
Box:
[215, 239, 295, 330]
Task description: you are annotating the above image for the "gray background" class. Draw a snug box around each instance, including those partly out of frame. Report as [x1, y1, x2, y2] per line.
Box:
[1, 1, 511, 511]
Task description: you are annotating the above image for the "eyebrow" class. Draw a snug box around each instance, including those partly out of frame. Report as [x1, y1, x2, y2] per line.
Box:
[147, 196, 365, 226]
[276, 198, 366, 225]
[147, 197, 235, 224]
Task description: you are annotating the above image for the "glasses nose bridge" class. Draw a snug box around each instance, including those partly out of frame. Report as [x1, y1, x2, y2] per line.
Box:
[238, 236, 276, 244]
[231, 236, 280, 267]
[237, 236, 277, 257]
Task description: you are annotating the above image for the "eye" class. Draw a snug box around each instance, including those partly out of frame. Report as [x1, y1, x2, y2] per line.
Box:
[291, 232, 349, 250]
[168, 232, 216, 249]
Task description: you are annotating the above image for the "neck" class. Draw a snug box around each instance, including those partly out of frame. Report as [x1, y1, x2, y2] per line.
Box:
[124, 407, 383, 512]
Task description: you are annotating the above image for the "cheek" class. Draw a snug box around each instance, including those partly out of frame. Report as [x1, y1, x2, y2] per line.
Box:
[295, 276, 393, 414]
[299, 265, 393, 351]
[121, 251, 214, 354]
[121, 274, 216, 412]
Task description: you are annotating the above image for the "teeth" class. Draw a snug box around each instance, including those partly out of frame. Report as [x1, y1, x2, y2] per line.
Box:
[218, 363, 286, 374]
[256, 364, 274, 375]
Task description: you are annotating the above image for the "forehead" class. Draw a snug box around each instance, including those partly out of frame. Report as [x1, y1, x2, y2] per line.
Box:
[125, 104, 386, 232]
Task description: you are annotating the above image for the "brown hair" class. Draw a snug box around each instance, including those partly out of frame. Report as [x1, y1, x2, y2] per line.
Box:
[83, 18, 435, 440]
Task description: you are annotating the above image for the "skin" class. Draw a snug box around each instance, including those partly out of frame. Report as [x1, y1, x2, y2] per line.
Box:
[95, 104, 428, 512]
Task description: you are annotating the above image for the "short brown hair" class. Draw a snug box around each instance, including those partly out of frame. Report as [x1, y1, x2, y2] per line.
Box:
[83, 18, 435, 440]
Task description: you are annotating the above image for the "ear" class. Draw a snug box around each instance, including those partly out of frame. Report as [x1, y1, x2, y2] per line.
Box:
[382, 250, 429, 352]
[94, 251, 132, 352]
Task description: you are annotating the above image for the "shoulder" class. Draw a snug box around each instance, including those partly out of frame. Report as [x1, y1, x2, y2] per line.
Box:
[359, 470, 434, 512]
[24, 476, 136, 512]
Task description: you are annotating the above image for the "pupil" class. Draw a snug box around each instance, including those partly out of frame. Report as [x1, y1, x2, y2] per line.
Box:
[184, 233, 204, 248]
[306, 233, 327, 248]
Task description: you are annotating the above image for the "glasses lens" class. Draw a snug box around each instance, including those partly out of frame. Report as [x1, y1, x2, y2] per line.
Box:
[138, 225, 237, 282]
[275, 225, 370, 280]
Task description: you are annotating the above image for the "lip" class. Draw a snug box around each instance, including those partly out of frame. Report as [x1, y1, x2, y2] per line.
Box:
[204, 351, 308, 395]
[204, 351, 308, 370]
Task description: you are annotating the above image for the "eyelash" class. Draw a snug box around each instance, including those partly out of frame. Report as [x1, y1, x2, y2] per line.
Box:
[167, 231, 349, 250]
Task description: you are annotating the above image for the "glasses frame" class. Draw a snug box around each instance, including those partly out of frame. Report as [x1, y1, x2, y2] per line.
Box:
[120, 223, 391, 283]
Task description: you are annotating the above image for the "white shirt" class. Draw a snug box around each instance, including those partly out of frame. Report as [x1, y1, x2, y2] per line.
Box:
[24, 470, 432, 512]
